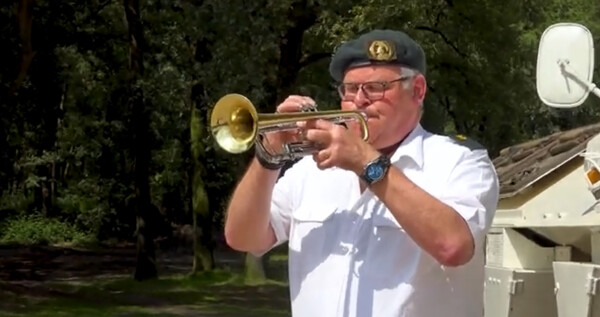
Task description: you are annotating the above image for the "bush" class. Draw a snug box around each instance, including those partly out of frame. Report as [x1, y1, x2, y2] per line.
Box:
[0, 214, 96, 246]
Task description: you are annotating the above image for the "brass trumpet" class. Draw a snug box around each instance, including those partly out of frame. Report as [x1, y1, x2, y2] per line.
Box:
[209, 93, 369, 163]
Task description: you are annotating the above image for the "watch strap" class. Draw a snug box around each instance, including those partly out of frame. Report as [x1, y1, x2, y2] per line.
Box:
[254, 136, 285, 170]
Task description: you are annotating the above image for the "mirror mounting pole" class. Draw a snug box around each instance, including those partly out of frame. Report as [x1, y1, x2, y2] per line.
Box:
[558, 59, 600, 100]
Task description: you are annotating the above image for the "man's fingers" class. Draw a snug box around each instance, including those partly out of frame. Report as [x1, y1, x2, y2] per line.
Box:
[312, 150, 333, 170]
[277, 95, 316, 113]
[314, 119, 335, 130]
[297, 119, 317, 130]
[312, 149, 330, 161]
[276, 102, 301, 113]
[298, 119, 334, 131]
[295, 96, 317, 109]
[305, 129, 331, 146]
[285, 95, 316, 105]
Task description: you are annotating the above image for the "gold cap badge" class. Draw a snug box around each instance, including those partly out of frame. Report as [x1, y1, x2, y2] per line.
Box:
[367, 40, 396, 61]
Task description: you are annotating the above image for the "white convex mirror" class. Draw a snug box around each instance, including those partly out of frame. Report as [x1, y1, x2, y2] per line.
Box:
[536, 22, 599, 108]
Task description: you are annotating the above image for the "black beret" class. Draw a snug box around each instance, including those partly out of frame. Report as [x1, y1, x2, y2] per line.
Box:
[329, 29, 426, 82]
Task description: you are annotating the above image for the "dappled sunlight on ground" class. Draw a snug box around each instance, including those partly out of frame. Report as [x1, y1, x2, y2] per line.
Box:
[0, 244, 291, 317]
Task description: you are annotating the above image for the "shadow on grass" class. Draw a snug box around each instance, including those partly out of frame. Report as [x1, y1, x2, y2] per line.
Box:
[0, 270, 291, 317]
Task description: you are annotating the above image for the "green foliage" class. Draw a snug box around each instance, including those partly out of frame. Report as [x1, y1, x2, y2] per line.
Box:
[0, 0, 600, 249]
[0, 213, 95, 246]
[56, 178, 128, 237]
[0, 190, 34, 214]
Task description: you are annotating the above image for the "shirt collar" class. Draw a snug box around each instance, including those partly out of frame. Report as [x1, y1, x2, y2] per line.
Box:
[389, 123, 425, 168]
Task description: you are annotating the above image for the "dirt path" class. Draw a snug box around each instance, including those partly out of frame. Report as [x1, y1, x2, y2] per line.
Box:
[0, 244, 290, 317]
[0, 243, 246, 282]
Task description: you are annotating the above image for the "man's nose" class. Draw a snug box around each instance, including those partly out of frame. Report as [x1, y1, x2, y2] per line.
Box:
[353, 88, 371, 108]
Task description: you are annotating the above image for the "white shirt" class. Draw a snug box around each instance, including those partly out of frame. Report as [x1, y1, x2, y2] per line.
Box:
[264, 124, 499, 317]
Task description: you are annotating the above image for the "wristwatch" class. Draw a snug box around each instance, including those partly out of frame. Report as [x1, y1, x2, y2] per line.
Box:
[360, 154, 391, 185]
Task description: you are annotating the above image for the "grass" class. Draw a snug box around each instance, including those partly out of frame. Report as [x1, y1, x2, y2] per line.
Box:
[0, 214, 96, 247]
[0, 270, 291, 317]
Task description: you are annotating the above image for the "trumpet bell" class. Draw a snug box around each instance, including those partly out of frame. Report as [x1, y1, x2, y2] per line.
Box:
[209, 93, 370, 165]
[210, 94, 258, 153]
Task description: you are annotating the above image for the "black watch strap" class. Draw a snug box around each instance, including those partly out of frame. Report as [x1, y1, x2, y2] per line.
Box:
[255, 153, 284, 170]
[254, 137, 284, 170]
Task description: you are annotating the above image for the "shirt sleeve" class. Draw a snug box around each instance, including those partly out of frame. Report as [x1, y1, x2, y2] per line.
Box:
[251, 159, 307, 257]
[439, 148, 500, 248]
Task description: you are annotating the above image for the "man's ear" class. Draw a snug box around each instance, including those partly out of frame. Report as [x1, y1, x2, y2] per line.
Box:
[413, 75, 427, 104]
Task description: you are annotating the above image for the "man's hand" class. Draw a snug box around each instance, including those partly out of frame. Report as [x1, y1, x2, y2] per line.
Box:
[303, 119, 380, 174]
[262, 95, 316, 155]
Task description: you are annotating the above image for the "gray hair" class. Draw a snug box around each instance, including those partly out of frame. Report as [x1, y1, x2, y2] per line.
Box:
[399, 66, 419, 90]
[399, 66, 425, 109]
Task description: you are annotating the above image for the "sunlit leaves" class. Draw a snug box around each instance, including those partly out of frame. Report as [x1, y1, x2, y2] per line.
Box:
[1, 0, 600, 241]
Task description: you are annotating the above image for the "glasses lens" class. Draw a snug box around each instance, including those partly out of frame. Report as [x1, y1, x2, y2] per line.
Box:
[362, 82, 386, 100]
[338, 79, 402, 101]
[339, 83, 359, 100]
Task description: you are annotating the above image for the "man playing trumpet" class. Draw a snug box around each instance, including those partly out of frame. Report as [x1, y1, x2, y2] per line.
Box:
[223, 29, 500, 317]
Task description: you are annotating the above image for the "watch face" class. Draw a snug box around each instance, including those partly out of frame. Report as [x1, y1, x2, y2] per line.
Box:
[366, 164, 384, 181]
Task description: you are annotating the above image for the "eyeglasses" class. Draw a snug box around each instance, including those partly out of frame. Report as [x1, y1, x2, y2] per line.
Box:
[337, 76, 414, 101]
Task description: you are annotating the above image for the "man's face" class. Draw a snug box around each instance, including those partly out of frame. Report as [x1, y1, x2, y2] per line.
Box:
[339, 65, 426, 150]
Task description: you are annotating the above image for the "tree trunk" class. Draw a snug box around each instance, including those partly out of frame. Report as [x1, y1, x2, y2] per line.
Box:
[263, 0, 320, 110]
[8, 0, 36, 98]
[132, 87, 157, 281]
[192, 209, 214, 273]
[190, 103, 215, 273]
[190, 155, 214, 273]
[244, 253, 267, 285]
[241, 0, 319, 284]
[124, 0, 157, 281]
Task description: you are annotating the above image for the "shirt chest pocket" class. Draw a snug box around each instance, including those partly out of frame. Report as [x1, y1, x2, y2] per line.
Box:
[292, 203, 337, 223]
[371, 206, 405, 232]
[289, 204, 340, 252]
[369, 206, 419, 261]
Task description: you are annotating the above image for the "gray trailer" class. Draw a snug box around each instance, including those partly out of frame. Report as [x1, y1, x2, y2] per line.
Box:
[484, 22, 600, 317]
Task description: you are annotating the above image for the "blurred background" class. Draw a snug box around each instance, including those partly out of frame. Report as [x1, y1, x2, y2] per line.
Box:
[0, 0, 598, 316]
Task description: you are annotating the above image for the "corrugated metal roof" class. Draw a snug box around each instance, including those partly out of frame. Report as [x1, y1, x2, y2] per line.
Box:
[493, 123, 600, 198]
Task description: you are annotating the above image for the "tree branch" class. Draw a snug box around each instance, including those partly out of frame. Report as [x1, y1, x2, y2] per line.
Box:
[95, 0, 111, 15]
[442, 95, 467, 133]
[76, 0, 113, 29]
[298, 52, 330, 69]
[439, 61, 469, 83]
[434, 7, 444, 27]
[414, 25, 467, 58]
[429, 84, 460, 133]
